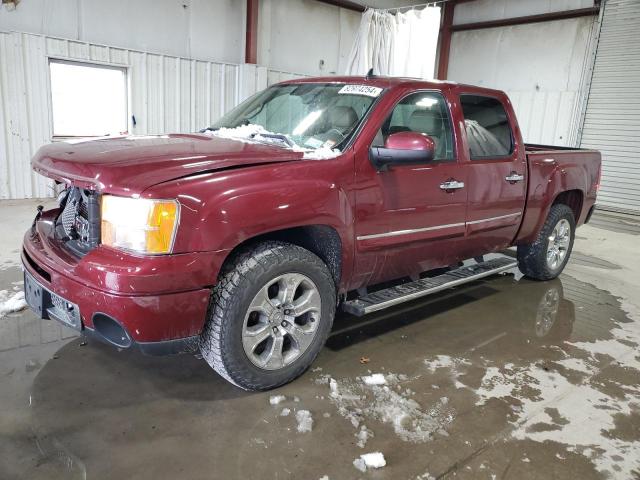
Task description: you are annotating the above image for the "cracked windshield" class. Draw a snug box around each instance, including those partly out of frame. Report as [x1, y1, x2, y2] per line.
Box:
[206, 83, 382, 155]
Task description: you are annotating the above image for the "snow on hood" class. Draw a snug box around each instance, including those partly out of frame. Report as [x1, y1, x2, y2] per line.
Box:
[204, 124, 341, 160]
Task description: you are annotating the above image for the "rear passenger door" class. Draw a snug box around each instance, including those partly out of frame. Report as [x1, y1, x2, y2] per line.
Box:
[459, 94, 526, 250]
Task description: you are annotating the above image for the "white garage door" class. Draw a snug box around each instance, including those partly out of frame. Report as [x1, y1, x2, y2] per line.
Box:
[580, 0, 640, 214]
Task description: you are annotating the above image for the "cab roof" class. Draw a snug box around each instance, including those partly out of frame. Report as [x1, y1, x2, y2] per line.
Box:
[279, 75, 505, 97]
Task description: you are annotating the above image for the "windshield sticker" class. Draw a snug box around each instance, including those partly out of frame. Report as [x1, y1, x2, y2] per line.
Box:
[338, 84, 383, 97]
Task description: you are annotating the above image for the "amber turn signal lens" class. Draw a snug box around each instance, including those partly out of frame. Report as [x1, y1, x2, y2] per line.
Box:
[145, 201, 178, 254]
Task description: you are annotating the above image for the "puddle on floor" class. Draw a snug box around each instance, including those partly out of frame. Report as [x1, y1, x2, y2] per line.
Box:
[1, 268, 639, 479]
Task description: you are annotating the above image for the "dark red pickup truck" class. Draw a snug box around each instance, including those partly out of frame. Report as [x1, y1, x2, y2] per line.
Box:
[23, 76, 601, 390]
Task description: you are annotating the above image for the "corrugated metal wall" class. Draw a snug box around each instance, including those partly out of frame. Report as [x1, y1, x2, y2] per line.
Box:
[0, 31, 306, 200]
[579, 0, 640, 214]
[448, 13, 597, 148]
[506, 90, 581, 146]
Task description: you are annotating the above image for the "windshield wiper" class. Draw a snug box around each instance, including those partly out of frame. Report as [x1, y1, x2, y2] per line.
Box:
[253, 133, 296, 148]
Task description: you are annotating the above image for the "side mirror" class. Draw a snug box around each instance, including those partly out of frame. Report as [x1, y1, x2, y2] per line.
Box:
[369, 132, 435, 171]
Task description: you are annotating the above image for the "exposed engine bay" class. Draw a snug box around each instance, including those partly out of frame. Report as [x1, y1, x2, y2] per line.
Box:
[55, 186, 101, 256]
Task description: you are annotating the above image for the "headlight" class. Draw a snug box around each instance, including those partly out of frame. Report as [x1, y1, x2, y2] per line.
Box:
[101, 195, 179, 254]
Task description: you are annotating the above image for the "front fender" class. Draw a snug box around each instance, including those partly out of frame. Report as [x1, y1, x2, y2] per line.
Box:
[143, 158, 355, 259]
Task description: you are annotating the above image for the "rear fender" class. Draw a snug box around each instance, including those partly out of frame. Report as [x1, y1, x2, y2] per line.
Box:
[515, 156, 589, 244]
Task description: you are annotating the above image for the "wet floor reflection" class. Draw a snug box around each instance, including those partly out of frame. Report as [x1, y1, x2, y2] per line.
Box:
[2, 271, 638, 479]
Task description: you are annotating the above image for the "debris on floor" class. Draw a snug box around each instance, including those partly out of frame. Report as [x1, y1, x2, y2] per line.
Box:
[0, 290, 27, 317]
[353, 452, 386, 472]
[326, 373, 455, 442]
[269, 395, 286, 405]
[295, 409, 313, 433]
[361, 373, 386, 385]
[356, 425, 374, 448]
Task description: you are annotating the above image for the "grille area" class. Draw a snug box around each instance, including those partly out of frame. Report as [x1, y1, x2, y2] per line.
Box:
[56, 187, 101, 256]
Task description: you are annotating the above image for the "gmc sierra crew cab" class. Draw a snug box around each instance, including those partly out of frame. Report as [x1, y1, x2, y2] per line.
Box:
[22, 76, 601, 390]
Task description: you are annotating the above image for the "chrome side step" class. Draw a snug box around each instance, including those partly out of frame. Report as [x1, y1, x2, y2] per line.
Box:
[342, 257, 518, 317]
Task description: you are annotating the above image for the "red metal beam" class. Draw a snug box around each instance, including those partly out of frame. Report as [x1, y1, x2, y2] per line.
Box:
[245, 0, 259, 64]
[314, 0, 365, 12]
[436, 1, 455, 80]
[451, 6, 599, 32]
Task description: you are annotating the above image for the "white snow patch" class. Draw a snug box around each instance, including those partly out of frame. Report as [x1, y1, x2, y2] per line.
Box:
[0, 290, 27, 317]
[362, 373, 386, 385]
[423, 355, 471, 390]
[295, 410, 313, 433]
[294, 145, 341, 160]
[205, 123, 268, 140]
[280, 408, 291, 417]
[416, 473, 436, 480]
[353, 452, 386, 472]
[204, 123, 340, 160]
[269, 395, 286, 405]
[353, 458, 366, 473]
[423, 355, 456, 373]
[328, 374, 454, 443]
[554, 357, 593, 375]
[473, 358, 640, 478]
[356, 425, 374, 448]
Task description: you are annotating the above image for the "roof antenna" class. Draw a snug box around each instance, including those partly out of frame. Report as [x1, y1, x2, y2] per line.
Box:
[366, 68, 374, 79]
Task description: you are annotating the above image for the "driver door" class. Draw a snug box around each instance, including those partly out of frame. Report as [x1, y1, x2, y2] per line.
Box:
[353, 90, 468, 286]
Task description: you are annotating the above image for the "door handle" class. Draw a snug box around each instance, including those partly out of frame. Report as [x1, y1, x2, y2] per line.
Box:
[505, 172, 524, 184]
[440, 180, 465, 191]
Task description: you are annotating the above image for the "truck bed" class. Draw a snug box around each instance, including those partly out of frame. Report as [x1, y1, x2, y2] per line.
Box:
[525, 143, 598, 153]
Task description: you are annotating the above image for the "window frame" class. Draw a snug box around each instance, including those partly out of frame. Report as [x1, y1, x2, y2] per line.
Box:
[371, 89, 457, 164]
[459, 93, 515, 161]
[48, 58, 130, 139]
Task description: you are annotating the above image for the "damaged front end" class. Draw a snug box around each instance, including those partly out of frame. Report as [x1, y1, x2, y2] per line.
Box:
[54, 186, 101, 257]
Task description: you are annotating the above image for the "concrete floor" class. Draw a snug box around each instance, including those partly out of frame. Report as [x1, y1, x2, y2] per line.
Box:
[1, 200, 640, 479]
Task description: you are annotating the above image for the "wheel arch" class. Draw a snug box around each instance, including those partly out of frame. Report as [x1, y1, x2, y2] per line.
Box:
[219, 225, 344, 291]
[552, 189, 584, 223]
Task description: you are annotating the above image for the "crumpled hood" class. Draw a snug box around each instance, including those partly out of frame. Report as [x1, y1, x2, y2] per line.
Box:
[32, 134, 305, 196]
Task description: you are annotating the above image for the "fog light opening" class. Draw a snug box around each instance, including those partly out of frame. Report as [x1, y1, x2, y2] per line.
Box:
[92, 313, 133, 348]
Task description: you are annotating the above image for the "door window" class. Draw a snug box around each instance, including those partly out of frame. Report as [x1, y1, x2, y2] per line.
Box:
[374, 92, 455, 161]
[460, 95, 513, 159]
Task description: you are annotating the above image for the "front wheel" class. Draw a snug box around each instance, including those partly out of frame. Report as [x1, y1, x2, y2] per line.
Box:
[517, 204, 576, 281]
[200, 241, 336, 390]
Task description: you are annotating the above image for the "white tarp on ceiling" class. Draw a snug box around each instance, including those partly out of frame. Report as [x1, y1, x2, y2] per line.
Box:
[345, 6, 441, 78]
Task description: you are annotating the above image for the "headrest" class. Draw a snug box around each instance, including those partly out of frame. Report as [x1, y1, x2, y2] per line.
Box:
[329, 106, 358, 130]
[408, 109, 442, 136]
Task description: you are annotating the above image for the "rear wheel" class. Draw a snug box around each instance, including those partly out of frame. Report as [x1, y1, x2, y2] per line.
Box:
[517, 204, 575, 281]
[200, 241, 336, 390]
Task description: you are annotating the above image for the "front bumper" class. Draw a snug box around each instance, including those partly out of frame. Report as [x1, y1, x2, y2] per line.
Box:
[22, 209, 228, 354]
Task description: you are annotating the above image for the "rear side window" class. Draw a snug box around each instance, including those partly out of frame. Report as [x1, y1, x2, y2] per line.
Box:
[460, 95, 513, 159]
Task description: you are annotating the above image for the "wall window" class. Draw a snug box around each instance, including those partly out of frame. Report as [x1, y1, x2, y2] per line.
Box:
[460, 95, 513, 159]
[374, 92, 455, 161]
[49, 60, 128, 137]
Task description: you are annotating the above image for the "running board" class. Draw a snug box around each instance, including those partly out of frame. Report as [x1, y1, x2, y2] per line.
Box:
[342, 257, 518, 316]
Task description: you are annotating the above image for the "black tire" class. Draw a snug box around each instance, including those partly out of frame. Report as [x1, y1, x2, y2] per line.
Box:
[517, 204, 575, 281]
[200, 241, 336, 390]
